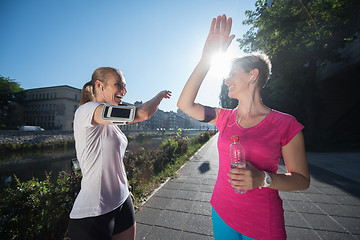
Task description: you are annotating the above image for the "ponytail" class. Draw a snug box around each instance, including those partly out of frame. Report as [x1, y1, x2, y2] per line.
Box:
[79, 67, 125, 106]
[79, 81, 95, 106]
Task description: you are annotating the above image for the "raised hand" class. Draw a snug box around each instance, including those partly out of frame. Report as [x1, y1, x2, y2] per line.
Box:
[177, 15, 234, 122]
[202, 14, 235, 62]
[158, 90, 172, 99]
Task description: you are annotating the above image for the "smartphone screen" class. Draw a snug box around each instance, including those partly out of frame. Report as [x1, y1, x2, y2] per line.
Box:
[110, 107, 131, 118]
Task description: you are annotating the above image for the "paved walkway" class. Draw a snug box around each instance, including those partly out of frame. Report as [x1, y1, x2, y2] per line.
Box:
[135, 134, 360, 239]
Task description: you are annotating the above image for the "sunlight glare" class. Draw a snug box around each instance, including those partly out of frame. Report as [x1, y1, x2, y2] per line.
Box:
[198, 47, 241, 108]
[209, 51, 234, 80]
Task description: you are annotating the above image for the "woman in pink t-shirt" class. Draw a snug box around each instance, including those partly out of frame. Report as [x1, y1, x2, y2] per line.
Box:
[177, 15, 310, 240]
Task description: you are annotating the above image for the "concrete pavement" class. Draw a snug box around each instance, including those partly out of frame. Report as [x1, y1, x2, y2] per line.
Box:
[135, 134, 360, 239]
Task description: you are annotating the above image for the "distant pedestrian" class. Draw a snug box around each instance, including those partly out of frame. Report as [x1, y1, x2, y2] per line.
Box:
[177, 15, 310, 240]
[68, 67, 171, 240]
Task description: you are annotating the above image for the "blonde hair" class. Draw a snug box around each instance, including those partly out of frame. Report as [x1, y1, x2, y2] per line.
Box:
[79, 67, 125, 106]
[232, 51, 272, 89]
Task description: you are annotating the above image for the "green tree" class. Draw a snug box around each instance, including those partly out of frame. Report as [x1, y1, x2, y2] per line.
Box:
[0, 75, 25, 129]
[219, 79, 238, 109]
[220, 0, 359, 148]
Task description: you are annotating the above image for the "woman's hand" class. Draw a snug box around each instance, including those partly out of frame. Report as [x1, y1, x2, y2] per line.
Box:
[228, 162, 264, 191]
[131, 90, 172, 123]
[157, 90, 172, 100]
[177, 15, 233, 122]
[202, 14, 235, 62]
[130, 192, 135, 204]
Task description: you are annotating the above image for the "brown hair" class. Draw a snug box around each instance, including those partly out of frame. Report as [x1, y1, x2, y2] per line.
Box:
[232, 51, 272, 89]
[79, 67, 125, 106]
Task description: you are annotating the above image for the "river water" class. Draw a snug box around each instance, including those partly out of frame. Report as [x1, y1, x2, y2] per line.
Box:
[0, 147, 76, 184]
[0, 131, 206, 184]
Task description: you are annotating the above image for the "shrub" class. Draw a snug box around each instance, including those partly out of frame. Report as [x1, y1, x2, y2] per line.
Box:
[135, 132, 145, 141]
[195, 131, 210, 144]
[0, 171, 81, 240]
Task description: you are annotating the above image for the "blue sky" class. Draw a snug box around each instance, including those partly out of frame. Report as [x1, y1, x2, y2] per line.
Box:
[0, 0, 256, 112]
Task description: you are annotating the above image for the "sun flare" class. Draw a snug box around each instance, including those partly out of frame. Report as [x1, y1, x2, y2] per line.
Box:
[209, 51, 235, 80]
[198, 47, 241, 107]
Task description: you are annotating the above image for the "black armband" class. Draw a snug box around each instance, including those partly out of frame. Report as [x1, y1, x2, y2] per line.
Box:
[200, 106, 216, 123]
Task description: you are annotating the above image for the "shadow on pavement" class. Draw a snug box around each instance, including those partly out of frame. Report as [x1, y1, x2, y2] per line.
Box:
[198, 161, 210, 174]
[308, 163, 360, 198]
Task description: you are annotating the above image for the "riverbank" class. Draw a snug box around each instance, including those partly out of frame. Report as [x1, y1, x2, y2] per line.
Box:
[0, 130, 214, 182]
[0, 129, 190, 145]
[0, 129, 204, 152]
[0, 133, 75, 153]
[0, 130, 74, 145]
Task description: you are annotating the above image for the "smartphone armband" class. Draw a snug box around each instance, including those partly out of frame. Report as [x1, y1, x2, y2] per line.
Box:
[101, 104, 136, 125]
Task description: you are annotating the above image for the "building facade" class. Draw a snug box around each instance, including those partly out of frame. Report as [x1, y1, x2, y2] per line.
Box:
[23, 85, 81, 131]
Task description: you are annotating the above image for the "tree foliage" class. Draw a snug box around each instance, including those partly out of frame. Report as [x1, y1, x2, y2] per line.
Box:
[242, 0, 358, 113]
[241, 0, 358, 117]
[0, 75, 25, 129]
[0, 75, 24, 104]
[219, 79, 238, 109]
[240, 0, 359, 58]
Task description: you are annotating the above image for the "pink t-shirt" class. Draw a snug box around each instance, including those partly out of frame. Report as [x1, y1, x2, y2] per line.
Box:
[210, 108, 304, 240]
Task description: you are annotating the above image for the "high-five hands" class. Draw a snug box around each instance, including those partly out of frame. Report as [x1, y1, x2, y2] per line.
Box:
[202, 14, 235, 62]
[158, 90, 172, 99]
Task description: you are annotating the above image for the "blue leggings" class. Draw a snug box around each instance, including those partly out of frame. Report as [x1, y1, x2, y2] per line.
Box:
[212, 207, 256, 240]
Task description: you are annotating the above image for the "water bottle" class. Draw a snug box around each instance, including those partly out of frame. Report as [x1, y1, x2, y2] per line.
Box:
[229, 135, 247, 194]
